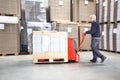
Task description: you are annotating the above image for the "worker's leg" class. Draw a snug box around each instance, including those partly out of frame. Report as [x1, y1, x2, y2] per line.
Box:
[91, 39, 98, 62]
[91, 39, 106, 62]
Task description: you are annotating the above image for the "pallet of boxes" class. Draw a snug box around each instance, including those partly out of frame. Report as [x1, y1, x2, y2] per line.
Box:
[33, 31, 68, 63]
[0, 0, 21, 56]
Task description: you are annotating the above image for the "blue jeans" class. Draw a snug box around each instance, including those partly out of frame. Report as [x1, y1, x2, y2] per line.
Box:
[91, 38, 103, 61]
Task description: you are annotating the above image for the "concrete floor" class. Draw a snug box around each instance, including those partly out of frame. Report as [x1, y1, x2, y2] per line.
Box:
[0, 51, 120, 80]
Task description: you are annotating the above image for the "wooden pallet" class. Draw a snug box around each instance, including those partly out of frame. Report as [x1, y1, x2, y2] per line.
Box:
[0, 13, 16, 16]
[0, 13, 21, 19]
[79, 21, 91, 23]
[33, 58, 68, 63]
[0, 52, 19, 56]
[19, 52, 32, 55]
[33, 53, 68, 63]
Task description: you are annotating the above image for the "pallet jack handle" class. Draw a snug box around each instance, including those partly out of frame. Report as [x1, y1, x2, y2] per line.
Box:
[77, 33, 85, 52]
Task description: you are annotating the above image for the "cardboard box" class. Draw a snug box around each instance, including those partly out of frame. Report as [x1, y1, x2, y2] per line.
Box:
[72, 0, 79, 22]
[33, 31, 68, 61]
[109, 24, 114, 51]
[79, 26, 91, 50]
[110, 0, 115, 22]
[79, 0, 96, 23]
[103, 0, 108, 22]
[117, 0, 120, 21]
[116, 23, 120, 52]
[99, 0, 103, 23]
[0, 0, 21, 17]
[50, 0, 70, 21]
[55, 22, 78, 38]
[0, 23, 20, 53]
[103, 24, 107, 50]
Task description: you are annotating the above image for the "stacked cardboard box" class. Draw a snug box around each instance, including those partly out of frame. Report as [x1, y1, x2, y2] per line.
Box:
[117, 0, 120, 21]
[99, 0, 103, 23]
[0, 0, 21, 55]
[72, 0, 79, 22]
[0, 23, 20, 54]
[55, 21, 78, 47]
[103, 24, 107, 50]
[113, 24, 117, 51]
[78, 25, 91, 50]
[104, 0, 108, 22]
[0, 0, 21, 18]
[50, 0, 70, 21]
[99, 24, 102, 49]
[109, 24, 114, 51]
[79, 0, 96, 23]
[110, 0, 114, 22]
[101, 24, 104, 50]
[107, 26, 110, 50]
[33, 31, 68, 62]
[116, 23, 120, 52]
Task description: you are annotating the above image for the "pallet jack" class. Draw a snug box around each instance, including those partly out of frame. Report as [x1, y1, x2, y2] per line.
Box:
[68, 33, 85, 62]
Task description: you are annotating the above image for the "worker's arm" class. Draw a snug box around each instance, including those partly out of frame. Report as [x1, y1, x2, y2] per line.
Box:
[85, 22, 97, 34]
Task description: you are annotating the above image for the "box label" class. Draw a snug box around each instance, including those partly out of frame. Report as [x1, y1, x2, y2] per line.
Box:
[0, 24, 4, 30]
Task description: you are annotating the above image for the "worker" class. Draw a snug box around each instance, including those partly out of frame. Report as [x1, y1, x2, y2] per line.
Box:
[84, 14, 106, 63]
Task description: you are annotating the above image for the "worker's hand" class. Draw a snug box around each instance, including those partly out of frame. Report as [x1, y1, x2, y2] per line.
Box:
[84, 33, 86, 36]
[83, 31, 86, 36]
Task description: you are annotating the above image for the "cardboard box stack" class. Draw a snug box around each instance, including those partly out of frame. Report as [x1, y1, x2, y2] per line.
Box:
[55, 21, 78, 47]
[33, 31, 68, 63]
[99, 24, 102, 49]
[117, 0, 120, 21]
[79, 0, 96, 23]
[0, 0, 21, 55]
[49, 0, 70, 21]
[103, 24, 107, 50]
[109, 24, 114, 51]
[103, 0, 108, 22]
[110, 0, 114, 22]
[78, 25, 91, 51]
[72, 0, 79, 22]
[0, 23, 20, 55]
[116, 23, 120, 52]
[99, 0, 103, 23]
[0, 0, 21, 18]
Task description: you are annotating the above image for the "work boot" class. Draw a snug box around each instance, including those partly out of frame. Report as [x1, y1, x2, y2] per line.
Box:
[90, 59, 97, 63]
[101, 56, 107, 63]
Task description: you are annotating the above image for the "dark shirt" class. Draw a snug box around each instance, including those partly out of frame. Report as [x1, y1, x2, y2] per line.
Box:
[86, 21, 101, 37]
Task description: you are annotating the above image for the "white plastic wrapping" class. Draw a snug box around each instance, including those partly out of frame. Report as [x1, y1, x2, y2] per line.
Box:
[25, 0, 48, 22]
[33, 31, 68, 54]
[0, 16, 18, 24]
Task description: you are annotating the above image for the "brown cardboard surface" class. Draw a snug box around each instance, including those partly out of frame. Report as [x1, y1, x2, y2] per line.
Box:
[56, 23, 78, 38]
[79, 0, 96, 23]
[79, 26, 91, 50]
[0, 23, 20, 53]
[0, 0, 21, 17]
[50, 0, 70, 21]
